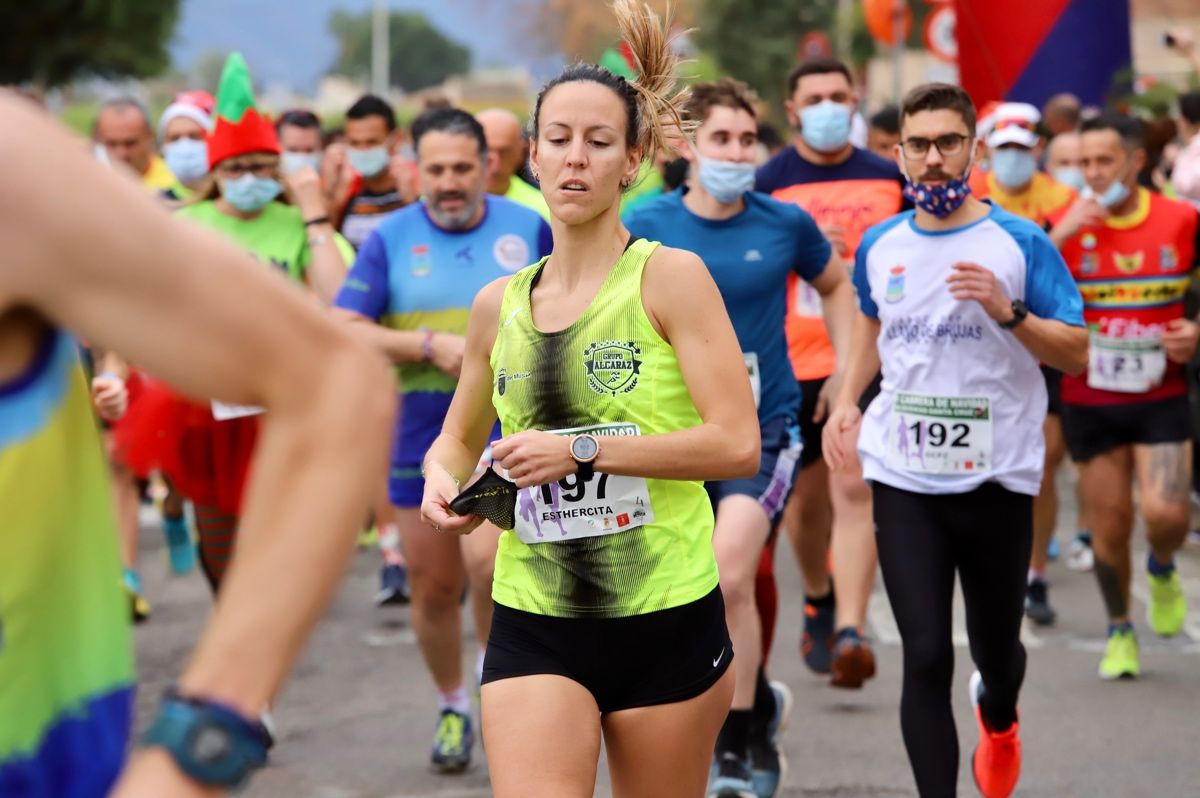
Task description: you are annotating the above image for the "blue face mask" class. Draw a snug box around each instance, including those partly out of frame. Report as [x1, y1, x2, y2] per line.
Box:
[163, 138, 209, 185]
[348, 145, 390, 178]
[281, 151, 322, 175]
[799, 101, 852, 153]
[1051, 166, 1085, 192]
[696, 154, 756, 204]
[1089, 179, 1130, 209]
[221, 174, 282, 212]
[990, 148, 1038, 190]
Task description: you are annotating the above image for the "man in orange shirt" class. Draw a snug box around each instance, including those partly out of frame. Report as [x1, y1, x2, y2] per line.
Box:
[755, 57, 908, 689]
[976, 102, 1078, 627]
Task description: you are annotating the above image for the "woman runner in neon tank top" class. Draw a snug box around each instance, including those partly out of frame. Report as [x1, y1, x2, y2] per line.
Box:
[419, 2, 760, 795]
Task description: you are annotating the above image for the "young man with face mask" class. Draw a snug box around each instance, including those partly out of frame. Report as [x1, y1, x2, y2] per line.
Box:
[976, 102, 1079, 628]
[334, 107, 550, 775]
[825, 82, 1087, 798]
[624, 78, 855, 798]
[1048, 113, 1200, 681]
[334, 95, 417, 249]
[754, 57, 907, 691]
[276, 109, 324, 178]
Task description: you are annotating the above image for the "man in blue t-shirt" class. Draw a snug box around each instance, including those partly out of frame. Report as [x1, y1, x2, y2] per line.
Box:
[625, 78, 854, 798]
[335, 107, 551, 775]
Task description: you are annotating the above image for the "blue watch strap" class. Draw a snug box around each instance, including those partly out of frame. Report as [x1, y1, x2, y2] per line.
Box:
[142, 689, 269, 789]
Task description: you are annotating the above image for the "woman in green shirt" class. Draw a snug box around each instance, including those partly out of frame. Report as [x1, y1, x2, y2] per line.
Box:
[419, 3, 759, 795]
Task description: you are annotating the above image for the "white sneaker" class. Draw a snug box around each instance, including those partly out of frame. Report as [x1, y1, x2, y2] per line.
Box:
[1065, 533, 1094, 572]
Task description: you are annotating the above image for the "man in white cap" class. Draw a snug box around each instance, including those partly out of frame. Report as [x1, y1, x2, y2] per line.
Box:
[979, 102, 1076, 228]
[158, 92, 215, 202]
[977, 102, 1080, 630]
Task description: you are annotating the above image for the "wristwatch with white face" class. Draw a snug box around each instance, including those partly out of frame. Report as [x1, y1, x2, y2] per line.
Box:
[569, 434, 600, 480]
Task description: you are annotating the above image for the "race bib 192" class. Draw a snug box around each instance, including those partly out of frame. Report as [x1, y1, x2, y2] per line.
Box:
[512, 422, 655, 545]
[885, 392, 992, 475]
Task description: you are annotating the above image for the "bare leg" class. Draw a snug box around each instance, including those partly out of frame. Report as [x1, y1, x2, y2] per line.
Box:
[396, 507, 467, 692]
[603, 667, 736, 798]
[1078, 447, 1134, 624]
[1031, 414, 1066, 573]
[785, 460, 833, 598]
[713, 496, 772, 711]
[461, 521, 502, 682]
[1133, 441, 1192, 563]
[482, 675, 602, 798]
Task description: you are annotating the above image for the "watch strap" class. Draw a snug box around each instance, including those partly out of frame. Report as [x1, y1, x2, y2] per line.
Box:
[1000, 299, 1028, 330]
[143, 688, 269, 788]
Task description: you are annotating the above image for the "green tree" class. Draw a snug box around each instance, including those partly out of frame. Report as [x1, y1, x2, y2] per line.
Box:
[329, 10, 471, 92]
[695, 0, 840, 114]
[1, 1, 180, 88]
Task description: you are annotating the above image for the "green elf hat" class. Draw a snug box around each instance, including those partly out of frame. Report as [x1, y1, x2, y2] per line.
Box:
[206, 52, 280, 170]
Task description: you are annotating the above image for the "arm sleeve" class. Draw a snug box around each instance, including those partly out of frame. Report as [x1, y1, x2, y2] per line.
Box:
[1023, 228, 1085, 327]
[852, 242, 879, 319]
[333, 229, 390, 320]
[791, 207, 833, 282]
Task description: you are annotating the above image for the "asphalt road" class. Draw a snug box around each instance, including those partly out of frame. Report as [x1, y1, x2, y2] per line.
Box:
[129, 468, 1200, 797]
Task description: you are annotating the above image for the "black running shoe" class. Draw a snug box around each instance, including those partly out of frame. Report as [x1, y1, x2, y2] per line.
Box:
[1024, 578, 1056, 626]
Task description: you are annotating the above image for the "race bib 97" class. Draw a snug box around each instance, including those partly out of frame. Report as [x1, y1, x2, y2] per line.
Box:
[512, 422, 655, 545]
[885, 392, 992, 475]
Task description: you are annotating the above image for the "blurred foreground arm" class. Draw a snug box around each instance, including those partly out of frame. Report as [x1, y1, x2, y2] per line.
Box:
[0, 93, 394, 795]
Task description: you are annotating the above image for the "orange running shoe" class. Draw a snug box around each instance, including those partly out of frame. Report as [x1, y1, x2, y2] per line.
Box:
[830, 628, 877, 689]
[969, 671, 1021, 798]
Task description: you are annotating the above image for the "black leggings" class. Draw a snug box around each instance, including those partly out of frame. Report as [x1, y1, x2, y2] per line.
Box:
[872, 482, 1032, 798]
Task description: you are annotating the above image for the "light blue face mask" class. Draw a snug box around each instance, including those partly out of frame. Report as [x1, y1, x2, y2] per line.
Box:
[163, 138, 209, 184]
[696, 154, 756, 204]
[799, 101, 853, 153]
[281, 151, 323, 175]
[1084, 177, 1130, 209]
[221, 174, 282, 212]
[348, 145, 390, 177]
[990, 148, 1038, 190]
[1051, 166, 1086, 192]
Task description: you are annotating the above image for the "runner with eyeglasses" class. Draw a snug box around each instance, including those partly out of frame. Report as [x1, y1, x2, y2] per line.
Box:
[824, 84, 1087, 798]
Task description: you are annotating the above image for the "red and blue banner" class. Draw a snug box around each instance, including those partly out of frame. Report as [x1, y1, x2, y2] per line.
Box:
[954, 0, 1132, 110]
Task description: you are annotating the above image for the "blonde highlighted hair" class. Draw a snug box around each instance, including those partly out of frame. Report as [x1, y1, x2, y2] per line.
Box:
[530, 0, 693, 162]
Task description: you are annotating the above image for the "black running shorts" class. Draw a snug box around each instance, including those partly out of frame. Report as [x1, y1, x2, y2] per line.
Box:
[482, 587, 731, 713]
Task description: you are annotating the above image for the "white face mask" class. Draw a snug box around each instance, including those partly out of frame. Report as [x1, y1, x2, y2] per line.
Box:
[281, 151, 322, 175]
[347, 145, 390, 178]
[695, 154, 756, 204]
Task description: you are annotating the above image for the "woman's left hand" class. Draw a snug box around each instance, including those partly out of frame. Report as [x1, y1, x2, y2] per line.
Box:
[491, 430, 577, 488]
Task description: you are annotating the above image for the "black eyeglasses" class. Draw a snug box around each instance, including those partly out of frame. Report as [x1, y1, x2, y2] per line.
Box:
[900, 133, 972, 158]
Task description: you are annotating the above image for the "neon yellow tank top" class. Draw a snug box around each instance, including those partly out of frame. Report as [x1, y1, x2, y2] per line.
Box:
[489, 238, 718, 618]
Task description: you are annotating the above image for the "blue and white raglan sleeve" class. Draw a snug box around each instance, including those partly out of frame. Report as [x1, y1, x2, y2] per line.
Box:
[333, 228, 390, 321]
[1023, 229, 1084, 326]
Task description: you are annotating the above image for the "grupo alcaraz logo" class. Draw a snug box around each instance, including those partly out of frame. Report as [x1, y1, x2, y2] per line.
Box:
[885, 314, 983, 344]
